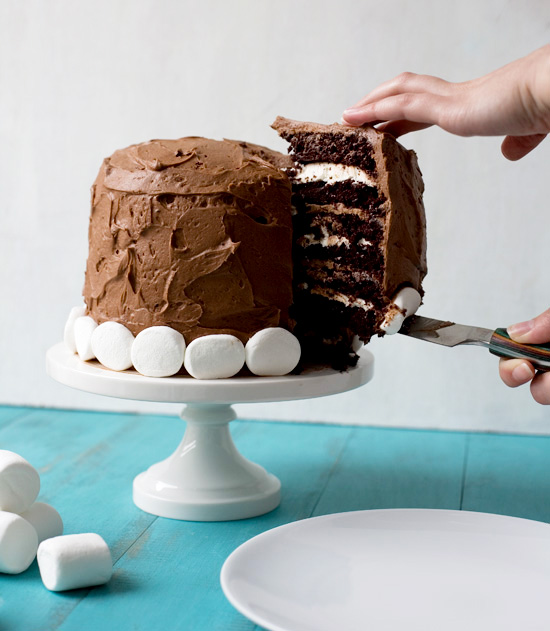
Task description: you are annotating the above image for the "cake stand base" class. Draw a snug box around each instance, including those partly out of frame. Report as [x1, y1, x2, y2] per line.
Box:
[46, 343, 373, 521]
[133, 404, 280, 521]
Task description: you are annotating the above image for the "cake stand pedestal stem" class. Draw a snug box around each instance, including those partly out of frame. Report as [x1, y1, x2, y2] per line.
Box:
[132, 403, 281, 521]
[46, 343, 374, 521]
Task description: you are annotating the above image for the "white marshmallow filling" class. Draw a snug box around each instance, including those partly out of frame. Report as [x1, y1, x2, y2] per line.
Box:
[293, 162, 377, 187]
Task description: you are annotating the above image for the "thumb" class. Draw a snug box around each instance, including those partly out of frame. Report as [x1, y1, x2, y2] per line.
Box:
[501, 133, 547, 160]
[507, 309, 550, 344]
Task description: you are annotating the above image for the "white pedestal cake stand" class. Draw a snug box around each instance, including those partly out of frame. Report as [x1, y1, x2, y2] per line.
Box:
[46, 342, 374, 522]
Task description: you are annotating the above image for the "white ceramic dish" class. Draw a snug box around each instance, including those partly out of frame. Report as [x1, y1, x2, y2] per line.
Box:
[221, 508, 550, 631]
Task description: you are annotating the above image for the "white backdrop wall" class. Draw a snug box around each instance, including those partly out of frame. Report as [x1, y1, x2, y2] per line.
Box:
[1, 0, 549, 433]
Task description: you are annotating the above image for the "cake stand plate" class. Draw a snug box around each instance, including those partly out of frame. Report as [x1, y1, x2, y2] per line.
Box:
[46, 343, 374, 521]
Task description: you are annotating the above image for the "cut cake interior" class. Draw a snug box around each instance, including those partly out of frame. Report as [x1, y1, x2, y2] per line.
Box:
[272, 117, 427, 366]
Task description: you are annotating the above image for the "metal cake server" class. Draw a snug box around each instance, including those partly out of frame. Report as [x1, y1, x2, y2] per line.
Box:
[399, 315, 550, 371]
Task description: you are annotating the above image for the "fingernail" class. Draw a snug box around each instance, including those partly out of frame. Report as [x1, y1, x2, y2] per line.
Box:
[511, 362, 533, 383]
[507, 319, 535, 338]
[343, 107, 359, 115]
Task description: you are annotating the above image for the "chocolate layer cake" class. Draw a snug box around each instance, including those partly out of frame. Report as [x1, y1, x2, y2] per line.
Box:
[83, 138, 294, 344]
[81, 122, 426, 374]
[272, 117, 427, 365]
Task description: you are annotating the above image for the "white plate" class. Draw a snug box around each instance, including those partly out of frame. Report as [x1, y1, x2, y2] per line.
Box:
[221, 509, 550, 631]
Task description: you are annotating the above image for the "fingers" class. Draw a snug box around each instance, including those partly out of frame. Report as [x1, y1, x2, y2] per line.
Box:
[501, 133, 548, 160]
[530, 372, 550, 405]
[343, 72, 454, 127]
[503, 310, 550, 405]
[500, 359, 550, 405]
[342, 92, 447, 128]
[499, 359, 550, 405]
[375, 120, 434, 137]
[349, 73, 451, 108]
[499, 358, 536, 387]
[507, 308, 550, 344]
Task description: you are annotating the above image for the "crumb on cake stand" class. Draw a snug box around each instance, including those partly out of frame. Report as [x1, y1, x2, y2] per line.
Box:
[46, 342, 374, 521]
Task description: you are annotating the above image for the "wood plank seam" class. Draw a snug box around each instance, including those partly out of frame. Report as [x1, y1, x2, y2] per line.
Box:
[308, 427, 355, 518]
[36, 515, 161, 630]
[458, 433, 471, 511]
[110, 516, 160, 565]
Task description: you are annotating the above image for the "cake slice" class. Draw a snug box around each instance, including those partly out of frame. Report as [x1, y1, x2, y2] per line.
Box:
[272, 117, 427, 366]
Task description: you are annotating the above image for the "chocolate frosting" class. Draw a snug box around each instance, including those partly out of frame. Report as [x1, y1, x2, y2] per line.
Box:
[83, 137, 294, 343]
[271, 117, 427, 298]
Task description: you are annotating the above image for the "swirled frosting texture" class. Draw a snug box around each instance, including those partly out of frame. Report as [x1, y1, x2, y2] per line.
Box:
[83, 138, 294, 343]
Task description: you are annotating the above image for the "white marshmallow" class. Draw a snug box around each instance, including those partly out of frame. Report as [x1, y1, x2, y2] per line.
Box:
[91, 321, 135, 371]
[74, 316, 98, 361]
[0, 450, 40, 513]
[63, 306, 86, 353]
[131, 326, 185, 377]
[351, 335, 364, 352]
[184, 334, 245, 379]
[37, 533, 112, 592]
[381, 287, 422, 335]
[0, 511, 38, 574]
[19, 502, 63, 544]
[245, 328, 301, 376]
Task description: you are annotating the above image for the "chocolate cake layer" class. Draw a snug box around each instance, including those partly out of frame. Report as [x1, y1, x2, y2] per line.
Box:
[273, 119, 378, 172]
[84, 138, 294, 343]
[296, 245, 385, 272]
[295, 260, 385, 287]
[292, 181, 384, 211]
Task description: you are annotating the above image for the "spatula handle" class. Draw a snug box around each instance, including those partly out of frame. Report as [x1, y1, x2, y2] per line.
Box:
[489, 328, 550, 372]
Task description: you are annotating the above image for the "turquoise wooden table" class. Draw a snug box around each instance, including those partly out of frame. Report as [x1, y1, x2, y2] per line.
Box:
[1, 404, 550, 631]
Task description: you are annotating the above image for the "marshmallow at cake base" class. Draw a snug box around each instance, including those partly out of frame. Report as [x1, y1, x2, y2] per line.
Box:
[184, 335, 245, 379]
[19, 502, 63, 544]
[0, 511, 39, 574]
[74, 316, 98, 361]
[352, 335, 364, 352]
[63, 306, 87, 353]
[245, 328, 301, 376]
[91, 321, 134, 372]
[380, 287, 422, 335]
[131, 326, 185, 377]
[37, 533, 112, 592]
[0, 450, 40, 514]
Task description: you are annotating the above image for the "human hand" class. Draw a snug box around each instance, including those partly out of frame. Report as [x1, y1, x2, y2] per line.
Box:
[499, 309, 550, 404]
[342, 45, 550, 160]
